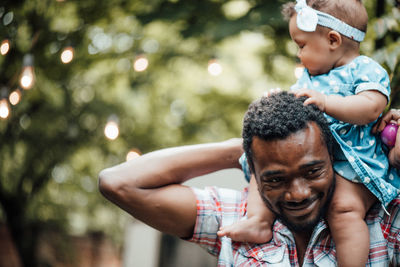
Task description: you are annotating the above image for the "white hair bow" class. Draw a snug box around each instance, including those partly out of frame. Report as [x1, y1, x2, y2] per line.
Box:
[293, 0, 365, 42]
[295, 0, 318, 32]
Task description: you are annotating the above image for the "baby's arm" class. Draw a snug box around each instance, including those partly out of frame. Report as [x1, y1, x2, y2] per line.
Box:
[217, 174, 275, 243]
[296, 89, 387, 125]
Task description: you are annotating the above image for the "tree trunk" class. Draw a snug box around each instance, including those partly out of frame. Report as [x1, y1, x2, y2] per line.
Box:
[1, 198, 39, 267]
[375, 0, 385, 49]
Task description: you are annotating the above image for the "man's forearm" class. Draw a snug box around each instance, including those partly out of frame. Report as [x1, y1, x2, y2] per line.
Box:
[98, 138, 243, 191]
[98, 138, 243, 237]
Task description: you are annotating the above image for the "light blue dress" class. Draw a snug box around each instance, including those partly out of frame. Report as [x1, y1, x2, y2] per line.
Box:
[241, 56, 400, 207]
[292, 55, 400, 207]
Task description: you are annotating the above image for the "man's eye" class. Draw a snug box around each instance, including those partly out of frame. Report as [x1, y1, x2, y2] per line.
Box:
[307, 168, 322, 177]
[261, 177, 285, 190]
[267, 177, 283, 184]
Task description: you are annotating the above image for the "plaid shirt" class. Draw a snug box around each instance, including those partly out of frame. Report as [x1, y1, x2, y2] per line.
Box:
[189, 186, 400, 266]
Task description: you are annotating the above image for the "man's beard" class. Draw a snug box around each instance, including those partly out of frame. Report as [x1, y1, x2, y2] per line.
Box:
[260, 175, 336, 233]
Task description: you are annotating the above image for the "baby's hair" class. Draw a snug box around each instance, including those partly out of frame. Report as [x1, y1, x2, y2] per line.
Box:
[282, 0, 368, 33]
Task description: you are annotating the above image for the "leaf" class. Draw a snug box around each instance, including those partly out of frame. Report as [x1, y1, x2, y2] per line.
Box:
[374, 18, 387, 39]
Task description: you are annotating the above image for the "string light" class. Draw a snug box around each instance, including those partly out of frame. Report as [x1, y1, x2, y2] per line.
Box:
[9, 89, 21, 105]
[104, 116, 119, 140]
[60, 46, 74, 64]
[20, 54, 35, 90]
[126, 149, 141, 161]
[0, 99, 10, 119]
[294, 64, 304, 79]
[208, 59, 222, 76]
[133, 55, 149, 72]
[0, 40, 10, 55]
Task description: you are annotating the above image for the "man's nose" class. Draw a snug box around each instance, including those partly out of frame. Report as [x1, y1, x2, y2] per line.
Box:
[284, 178, 311, 202]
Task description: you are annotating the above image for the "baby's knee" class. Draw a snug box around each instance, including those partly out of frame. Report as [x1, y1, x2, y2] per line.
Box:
[328, 198, 366, 225]
[329, 197, 358, 215]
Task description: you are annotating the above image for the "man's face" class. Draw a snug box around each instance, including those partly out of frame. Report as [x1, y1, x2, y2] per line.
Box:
[252, 122, 335, 233]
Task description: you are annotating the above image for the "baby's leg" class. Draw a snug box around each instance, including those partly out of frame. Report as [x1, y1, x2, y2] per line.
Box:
[217, 174, 275, 243]
[328, 174, 377, 267]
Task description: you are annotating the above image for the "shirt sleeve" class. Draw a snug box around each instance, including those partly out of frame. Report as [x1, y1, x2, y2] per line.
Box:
[385, 198, 400, 265]
[239, 153, 251, 183]
[187, 186, 247, 256]
[354, 57, 391, 102]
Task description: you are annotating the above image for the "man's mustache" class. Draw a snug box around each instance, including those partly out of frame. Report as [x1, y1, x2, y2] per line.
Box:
[282, 194, 320, 208]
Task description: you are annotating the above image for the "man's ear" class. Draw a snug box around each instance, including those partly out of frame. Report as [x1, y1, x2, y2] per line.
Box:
[328, 30, 342, 50]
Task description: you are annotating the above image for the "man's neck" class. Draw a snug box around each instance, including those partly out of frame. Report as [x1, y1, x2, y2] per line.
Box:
[293, 231, 312, 266]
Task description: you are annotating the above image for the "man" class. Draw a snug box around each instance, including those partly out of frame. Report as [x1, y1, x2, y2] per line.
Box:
[99, 92, 400, 266]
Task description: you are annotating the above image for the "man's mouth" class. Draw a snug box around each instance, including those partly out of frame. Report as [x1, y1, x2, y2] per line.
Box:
[281, 196, 319, 217]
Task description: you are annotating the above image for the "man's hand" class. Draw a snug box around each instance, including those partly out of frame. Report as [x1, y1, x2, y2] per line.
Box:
[372, 109, 400, 134]
[295, 89, 327, 112]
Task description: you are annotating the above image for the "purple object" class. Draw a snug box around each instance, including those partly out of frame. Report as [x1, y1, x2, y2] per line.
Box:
[381, 123, 398, 148]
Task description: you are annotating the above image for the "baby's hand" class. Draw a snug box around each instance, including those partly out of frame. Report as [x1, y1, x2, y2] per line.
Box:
[295, 88, 327, 112]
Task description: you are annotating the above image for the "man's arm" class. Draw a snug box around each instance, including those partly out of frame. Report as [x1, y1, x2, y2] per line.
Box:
[98, 138, 243, 238]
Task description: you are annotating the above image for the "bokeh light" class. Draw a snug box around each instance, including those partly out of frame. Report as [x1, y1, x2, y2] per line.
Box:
[126, 149, 141, 161]
[61, 46, 74, 64]
[104, 121, 119, 140]
[208, 59, 222, 76]
[9, 90, 21, 105]
[133, 56, 149, 72]
[20, 66, 35, 89]
[294, 65, 304, 79]
[0, 40, 10, 55]
[0, 99, 10, 119]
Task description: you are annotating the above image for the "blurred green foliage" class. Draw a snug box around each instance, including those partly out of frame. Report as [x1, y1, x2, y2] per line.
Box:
[0, 0, 399, 266]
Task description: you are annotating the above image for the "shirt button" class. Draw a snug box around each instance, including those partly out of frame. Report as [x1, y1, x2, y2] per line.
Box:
[257, 251, 264, 258]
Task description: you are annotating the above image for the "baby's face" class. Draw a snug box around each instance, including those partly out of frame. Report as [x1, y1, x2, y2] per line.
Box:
[289, 14, 337, 76]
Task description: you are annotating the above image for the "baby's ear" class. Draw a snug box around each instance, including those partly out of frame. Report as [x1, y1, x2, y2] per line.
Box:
[328, 30, 342, 50]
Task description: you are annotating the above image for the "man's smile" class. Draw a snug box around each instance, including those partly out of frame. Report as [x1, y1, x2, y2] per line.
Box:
[281, 196, 319, 218]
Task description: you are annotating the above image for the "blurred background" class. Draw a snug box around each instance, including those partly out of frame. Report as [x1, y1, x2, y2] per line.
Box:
[0, 0, 399, 266]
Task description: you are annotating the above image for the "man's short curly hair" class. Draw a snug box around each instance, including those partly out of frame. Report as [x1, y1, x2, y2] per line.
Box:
[242, 91, 333, 173]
